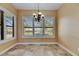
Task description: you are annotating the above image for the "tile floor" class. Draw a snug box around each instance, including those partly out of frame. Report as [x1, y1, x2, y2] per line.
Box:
[1, 44, 72, 56]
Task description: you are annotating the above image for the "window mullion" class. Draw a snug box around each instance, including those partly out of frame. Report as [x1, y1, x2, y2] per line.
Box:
[43, 18, 45, 35]
[1, 10, 4, 40]
[33, 17, 34, 36]
[12, 16, 14, 37]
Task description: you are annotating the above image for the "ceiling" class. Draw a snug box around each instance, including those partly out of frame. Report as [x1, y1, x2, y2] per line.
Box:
[12, 3, 63, 10]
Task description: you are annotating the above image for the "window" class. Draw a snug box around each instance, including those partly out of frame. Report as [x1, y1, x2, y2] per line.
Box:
[22, 16, 55, 38]
[0, 9, 16, 42]
[23, 16, 33, 37]
[4, 16, 14, 38]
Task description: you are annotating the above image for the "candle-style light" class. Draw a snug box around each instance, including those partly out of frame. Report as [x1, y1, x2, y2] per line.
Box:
[33, 3, 44, 22]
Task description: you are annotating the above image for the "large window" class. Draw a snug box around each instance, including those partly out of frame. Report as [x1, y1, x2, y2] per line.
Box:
[4, 16, 14, 38]
[22, 16, 55, 38]
[0, 10, 16, 40]
[0, 8, 16, 44]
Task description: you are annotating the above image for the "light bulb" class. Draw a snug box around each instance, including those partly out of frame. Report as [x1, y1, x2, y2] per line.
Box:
[38, 12, 42, 15]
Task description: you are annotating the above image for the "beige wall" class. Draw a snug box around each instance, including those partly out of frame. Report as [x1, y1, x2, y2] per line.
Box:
[17, 10, 57, 42]
[58, 4, 79, 55]
[0, 40, 16, 52]
[0, 3, 16, 15]
[0, 3, 17, 52]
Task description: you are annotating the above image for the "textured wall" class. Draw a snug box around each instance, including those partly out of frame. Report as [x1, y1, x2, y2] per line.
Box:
[58, 4, 79, 55]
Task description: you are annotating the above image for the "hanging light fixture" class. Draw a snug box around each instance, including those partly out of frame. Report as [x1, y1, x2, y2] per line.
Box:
[33, 3, 44, 22]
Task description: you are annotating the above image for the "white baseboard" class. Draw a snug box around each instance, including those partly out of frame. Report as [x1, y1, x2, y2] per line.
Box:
[58, 43, 77, 56]
[0, 43, 17, 55]
[16, 42, 58, 45]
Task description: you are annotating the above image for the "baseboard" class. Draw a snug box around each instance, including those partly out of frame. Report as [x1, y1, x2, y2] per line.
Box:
[0, 43, 17, 55]
[58, 43, 77, 56]
[16, 42, 58, 45]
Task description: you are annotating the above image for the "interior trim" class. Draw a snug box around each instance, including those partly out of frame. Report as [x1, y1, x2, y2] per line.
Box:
[58, 43, 77, 56]
[0, 43, 17, 55]
[16, 42, 58, 45]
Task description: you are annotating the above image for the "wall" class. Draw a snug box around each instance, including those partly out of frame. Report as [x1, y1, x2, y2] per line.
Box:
[0, 3, 17, 52]
[17, 10, 57, 43]
[58, 4, 79, 55]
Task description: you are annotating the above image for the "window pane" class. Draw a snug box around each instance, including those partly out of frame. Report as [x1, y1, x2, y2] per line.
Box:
[23, 16, 33, 27]
[5, 16, 13, 38]
[45, 28, 55, 37]
[34, 28, 43, 37]
[6, 27, 12, 38]
[45, 16, 54, 27]
[24, 28, 33, 36]
[34, 20, 43, 27]
[22, 16, 55, 38]
[6, 17, 13, 27]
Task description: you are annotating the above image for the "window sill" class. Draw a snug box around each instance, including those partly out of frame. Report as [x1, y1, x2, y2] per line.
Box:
[22, 36, 55, 39]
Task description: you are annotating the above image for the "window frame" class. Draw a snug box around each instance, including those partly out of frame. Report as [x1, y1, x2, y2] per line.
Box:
[4, 16, 16, 40]
[0, 10, 4, 40]
[5, 16, 14, 38]
[0, 7, 16, 45]
[22, 16, 55, 38]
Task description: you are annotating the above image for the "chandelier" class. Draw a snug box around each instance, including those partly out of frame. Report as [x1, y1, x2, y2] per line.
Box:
[33, 3, 44, 22]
